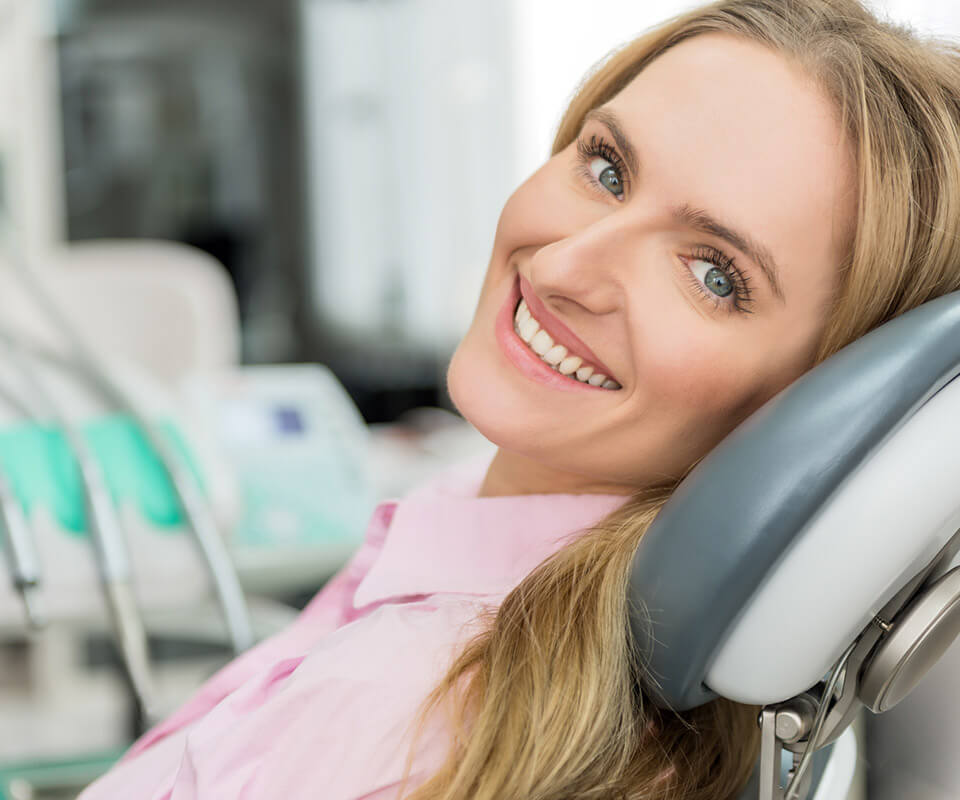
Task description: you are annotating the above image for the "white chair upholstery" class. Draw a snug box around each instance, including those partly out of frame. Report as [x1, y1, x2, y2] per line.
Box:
[0, 239, 241, 386]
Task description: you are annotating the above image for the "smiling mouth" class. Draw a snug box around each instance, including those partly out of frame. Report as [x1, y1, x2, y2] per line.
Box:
[513, 298, 622, 390]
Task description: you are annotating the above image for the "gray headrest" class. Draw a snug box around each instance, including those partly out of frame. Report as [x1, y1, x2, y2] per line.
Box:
[628, 291, 960, 711]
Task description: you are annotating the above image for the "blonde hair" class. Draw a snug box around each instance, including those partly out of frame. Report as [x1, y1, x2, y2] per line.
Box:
[404, 2, 960, 798]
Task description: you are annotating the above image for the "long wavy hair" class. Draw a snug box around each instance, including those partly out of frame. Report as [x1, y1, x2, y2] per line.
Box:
[403, 2, 960, 798]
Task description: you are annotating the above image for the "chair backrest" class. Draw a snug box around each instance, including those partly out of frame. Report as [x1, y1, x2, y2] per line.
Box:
[0, 239, 240, 386]
[623, 292, 960, 800]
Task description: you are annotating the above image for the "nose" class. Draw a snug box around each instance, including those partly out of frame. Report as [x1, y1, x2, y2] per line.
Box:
[527, 209, 636, 317]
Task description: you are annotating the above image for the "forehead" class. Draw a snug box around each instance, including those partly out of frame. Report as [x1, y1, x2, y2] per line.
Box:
[606, 33, 856, 299]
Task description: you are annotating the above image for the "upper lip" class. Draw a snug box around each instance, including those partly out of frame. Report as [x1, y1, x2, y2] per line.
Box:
[518, 275, 620, 383]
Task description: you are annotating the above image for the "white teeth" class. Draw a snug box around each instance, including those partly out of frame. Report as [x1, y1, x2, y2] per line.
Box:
[512, 298, 620, 390]
[530, 330, 554, 356]
[516, 300, 531, 324]
[519, 317, 538, 343]
[558, 355, 582, 375]
[543, 344, 567, 365]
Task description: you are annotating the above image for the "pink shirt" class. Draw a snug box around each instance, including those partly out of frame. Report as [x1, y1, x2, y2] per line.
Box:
[79, 454, 630, 800]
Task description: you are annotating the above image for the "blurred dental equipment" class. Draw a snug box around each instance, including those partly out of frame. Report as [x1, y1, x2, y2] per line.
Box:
[0, 319, 160, 718]
[0, 236, 382, 778]
[0, 462, 42, 629]
[0, 349, 45, 629]
[0, 217, 254, 663]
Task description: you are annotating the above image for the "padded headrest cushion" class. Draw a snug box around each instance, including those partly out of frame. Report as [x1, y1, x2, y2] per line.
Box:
[628, 291, 960, 711]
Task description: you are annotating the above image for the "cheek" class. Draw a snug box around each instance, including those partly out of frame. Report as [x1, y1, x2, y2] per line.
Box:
[446, 330, 532, 450]
[447, 332, 486, 421]
[637, 323, 769, 431]
[635, 309, 827, 452]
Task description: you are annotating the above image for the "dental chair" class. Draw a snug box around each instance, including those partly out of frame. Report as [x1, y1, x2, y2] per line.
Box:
[867, 634, 960, 800]
[3, 241, 958, 799]
[627, 290, 960, 799]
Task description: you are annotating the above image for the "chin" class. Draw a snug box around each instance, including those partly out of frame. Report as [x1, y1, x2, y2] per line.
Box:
[447, 331, 543, 454]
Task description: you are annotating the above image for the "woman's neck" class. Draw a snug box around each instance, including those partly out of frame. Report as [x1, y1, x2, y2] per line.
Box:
[478, 448, 637, 498]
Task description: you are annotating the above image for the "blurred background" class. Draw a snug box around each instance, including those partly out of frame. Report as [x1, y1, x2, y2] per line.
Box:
[27, 0, 956, 423]
[0, 0, 958, 797]
[3, 0, 956, 420]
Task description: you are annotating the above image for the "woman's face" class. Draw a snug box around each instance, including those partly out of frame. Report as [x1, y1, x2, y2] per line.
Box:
[448, 33, 857, 496]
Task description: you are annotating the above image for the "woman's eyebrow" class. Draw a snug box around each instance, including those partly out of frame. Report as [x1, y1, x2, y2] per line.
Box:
[673, 203, 785, 302]
[583, 107, 785, 302]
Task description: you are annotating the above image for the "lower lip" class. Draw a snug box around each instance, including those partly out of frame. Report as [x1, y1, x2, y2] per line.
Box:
[495, 275, 609, 393]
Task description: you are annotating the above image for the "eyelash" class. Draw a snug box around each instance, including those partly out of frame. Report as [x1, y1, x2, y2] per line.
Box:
[576, 134, 631, 198]
[684, 246, 755, 315]
[574, 132, 755, 315]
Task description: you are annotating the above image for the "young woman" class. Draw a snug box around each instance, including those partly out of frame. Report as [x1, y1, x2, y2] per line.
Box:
[80, 1, 960, 798]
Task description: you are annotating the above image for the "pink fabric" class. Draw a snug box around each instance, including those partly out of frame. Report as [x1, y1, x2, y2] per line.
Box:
[79, 453, 630, 800]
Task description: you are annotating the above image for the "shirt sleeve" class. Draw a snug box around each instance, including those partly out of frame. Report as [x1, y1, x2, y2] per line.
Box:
[124, 501, 399, 760]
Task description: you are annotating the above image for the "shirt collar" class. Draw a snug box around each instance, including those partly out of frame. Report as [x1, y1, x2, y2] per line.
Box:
[353, 453, 631, 607]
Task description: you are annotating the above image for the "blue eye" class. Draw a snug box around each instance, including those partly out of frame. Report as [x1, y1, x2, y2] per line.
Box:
[576, 134, 629, 198]
[683, 246, 755, 314]
[588, 157, 624, 197]
[689, 259, 734, 297]
[704, 265, 733, 297]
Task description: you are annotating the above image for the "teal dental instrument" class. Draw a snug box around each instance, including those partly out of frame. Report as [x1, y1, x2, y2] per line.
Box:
[0, 326, 158, 719]
[0, 227, 254, 658]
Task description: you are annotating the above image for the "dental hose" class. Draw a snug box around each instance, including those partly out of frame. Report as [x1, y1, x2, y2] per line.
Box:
[0, 326, 159, 720]
[0, 222, 254, 658]
[0, 371, 44, 628]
